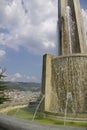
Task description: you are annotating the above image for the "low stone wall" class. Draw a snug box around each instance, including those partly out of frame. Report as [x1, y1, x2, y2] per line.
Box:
[0, 114, 86, 130]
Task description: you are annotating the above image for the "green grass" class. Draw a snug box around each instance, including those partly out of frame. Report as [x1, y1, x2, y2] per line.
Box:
[64, 121, 87, 127]
[6, 107, 87, 128]
[7, 107, 34, 120]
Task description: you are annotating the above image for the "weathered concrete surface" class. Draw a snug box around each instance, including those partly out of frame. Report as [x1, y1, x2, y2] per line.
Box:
[0, 114, 86, 130]
[41, 54, 56, 112]
[58, 0, 86, 55]
[42, 54, 87, 114]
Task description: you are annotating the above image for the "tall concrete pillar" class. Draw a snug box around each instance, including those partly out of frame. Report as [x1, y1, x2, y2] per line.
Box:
[58, 0, 87, 55]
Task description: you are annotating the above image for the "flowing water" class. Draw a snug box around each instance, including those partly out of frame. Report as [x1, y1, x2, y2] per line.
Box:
[64, 92, 74, 125]
[65, 6, 76, 54]
[32, 95, 45, 121]
[52, 55, 87, 114]
[65, 6, 72, 54]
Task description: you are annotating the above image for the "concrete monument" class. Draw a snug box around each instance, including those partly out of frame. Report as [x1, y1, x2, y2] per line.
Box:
[41, 0, 87, 114]
[58, 0, 86, 55]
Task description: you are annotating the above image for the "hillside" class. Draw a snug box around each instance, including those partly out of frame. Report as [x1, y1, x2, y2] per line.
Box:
[4, 82, 41, 92]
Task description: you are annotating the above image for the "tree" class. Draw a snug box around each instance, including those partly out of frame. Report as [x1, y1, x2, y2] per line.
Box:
[0, 68, 9, 104]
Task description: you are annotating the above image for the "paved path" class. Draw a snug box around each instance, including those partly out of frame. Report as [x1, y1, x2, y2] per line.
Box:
[0, 114, 86, 130]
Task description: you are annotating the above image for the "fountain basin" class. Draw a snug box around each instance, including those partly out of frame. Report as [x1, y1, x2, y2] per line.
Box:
[41, 54, 87, 114]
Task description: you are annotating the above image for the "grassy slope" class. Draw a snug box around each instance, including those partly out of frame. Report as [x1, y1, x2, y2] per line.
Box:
[5, 107, 87, 128]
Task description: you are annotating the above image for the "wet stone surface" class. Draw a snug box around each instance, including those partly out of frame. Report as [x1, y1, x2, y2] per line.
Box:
[50, 55, 87, 114]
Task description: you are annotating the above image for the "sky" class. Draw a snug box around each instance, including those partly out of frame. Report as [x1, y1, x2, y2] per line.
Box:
[0, 0, 87, 83]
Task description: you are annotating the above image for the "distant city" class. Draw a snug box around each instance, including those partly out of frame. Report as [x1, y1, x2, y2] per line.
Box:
[0, 82, 41, 108]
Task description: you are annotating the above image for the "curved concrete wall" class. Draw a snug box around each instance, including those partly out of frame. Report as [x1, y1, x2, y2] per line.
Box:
[42, 54, 87, 114]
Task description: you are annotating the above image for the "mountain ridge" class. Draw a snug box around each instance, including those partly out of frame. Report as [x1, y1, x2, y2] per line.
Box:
[4, 81, 41, 92]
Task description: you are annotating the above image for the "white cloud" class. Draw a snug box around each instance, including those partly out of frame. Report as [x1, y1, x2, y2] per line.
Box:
[0, 0, 57, 54]
[5, 72, 38, 82]
[26, 76, 37, 81]
[0, 49, 6, 58]
[14, 73, 22, 78]
[0, 0, 87, 55]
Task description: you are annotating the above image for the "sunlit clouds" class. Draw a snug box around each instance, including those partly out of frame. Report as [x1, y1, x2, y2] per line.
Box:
[0, 0, 87, 82]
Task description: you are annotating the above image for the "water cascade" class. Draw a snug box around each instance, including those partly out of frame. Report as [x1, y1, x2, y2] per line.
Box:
[32, 95, 45, 121]
[41, 0, 87, 119]
[65, 6, 73, 54]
